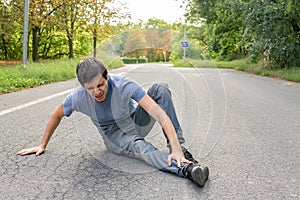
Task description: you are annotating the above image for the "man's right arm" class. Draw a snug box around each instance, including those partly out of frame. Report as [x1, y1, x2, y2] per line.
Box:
[17, 103, 65, 156]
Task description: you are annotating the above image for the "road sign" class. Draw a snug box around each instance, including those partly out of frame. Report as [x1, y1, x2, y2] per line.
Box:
[180, 41, 190, 48]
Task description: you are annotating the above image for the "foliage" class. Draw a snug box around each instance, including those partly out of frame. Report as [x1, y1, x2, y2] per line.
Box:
[124, 29, 148, 58]
[0, 0, 128, 61]
[243, 0, 300, 68]
[109, 19, 196, 62]
[0, 0, 24, 60]
[185, 0, 300, 68]
[1, 2, 206, 63]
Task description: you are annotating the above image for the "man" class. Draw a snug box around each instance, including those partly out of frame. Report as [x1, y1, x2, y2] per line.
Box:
[18, 57, 209, 187]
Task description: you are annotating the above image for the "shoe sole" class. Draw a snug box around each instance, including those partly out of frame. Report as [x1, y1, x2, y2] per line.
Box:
[191, 166, 209, 187]
[203, 166, 209, 182]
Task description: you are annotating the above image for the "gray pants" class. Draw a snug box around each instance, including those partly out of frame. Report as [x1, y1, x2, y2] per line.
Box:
[102, 82, 188, 177]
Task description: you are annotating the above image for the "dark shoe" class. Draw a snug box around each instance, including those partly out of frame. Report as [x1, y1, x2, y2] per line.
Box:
[182, 147, 199, 164]
[186, 164, 209, 187]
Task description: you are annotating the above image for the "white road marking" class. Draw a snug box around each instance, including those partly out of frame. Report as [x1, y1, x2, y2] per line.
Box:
[0, 89, 73, 116]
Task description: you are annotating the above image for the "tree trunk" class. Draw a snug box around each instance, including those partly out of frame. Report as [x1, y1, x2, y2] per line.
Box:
[291, 19, 300, 39]
[32, 26, 40, 62]
[1, 34, 8, 59]
[68, 35, 74, 59]
[67, 19, 75, 59]
[93, 29, 97, 58]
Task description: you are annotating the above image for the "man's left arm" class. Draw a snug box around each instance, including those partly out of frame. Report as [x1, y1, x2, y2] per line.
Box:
[138, 94, 191, 168]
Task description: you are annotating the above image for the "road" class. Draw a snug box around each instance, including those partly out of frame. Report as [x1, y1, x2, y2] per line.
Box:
[0, 64, 299, 199]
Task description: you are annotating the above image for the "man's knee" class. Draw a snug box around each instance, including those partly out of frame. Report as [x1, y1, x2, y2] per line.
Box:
[156, 82, 169, 89]
[148, 82, 171, 99]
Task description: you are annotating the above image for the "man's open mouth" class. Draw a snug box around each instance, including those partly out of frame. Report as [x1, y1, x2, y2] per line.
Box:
[95, 91, 104, 100]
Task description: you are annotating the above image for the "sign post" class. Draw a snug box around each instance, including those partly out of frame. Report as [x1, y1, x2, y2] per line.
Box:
[180, 41, 190, 59]
[22, 0, 29, 64]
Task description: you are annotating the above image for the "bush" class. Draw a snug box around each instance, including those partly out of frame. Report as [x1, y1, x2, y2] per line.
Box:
[122, 57, 147, 64]
[172, 59, 193, 68]
[122, 57, 136, 64]
[138, 58, 147, 63]
[108, 59, 124, 69]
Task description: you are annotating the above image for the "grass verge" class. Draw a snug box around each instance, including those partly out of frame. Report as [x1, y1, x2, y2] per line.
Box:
[0, 58, 124, 94]
[173, 58, 300, 83]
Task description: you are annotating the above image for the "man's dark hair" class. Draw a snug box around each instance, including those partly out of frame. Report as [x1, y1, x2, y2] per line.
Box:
[76, 57, 108, 86]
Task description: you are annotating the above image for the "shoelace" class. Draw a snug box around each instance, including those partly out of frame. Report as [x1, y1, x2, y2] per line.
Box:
[182, 147, 199, 164]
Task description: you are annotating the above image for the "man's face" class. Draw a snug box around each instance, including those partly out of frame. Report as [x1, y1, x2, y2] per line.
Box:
[84, 73, 108, 102]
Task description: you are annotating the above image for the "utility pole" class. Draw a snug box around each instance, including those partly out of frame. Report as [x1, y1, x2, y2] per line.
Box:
[22, 0, 29, 64]
[183, 22, 186, 59]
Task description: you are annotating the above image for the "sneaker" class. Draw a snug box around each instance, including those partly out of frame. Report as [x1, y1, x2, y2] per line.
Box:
[182, 147, 199, 164]
[186, 164, 209, 187]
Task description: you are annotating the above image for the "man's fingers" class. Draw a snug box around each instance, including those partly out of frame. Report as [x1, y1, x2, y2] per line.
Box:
[183, 158, 192, 164]
[177, 163, 181, 168]
[168, 152, 193, 168]
[17, 147, 39, 156]
[167, 156, 172, 166]
[176, 157, 193, 168]
[17, 150, 23, 155]
[36, 149, 44, 156]
[177, 158, 182, 168]
[17, 149, 30, 156]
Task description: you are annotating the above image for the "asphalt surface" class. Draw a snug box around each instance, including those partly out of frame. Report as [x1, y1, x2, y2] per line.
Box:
[0, 64, 299, 199]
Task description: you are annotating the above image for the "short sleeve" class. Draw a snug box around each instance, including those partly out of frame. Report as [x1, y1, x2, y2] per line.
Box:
[115, 75, 146, 102]
[63, 93, 73, 117]
[131, 86, 146, 102]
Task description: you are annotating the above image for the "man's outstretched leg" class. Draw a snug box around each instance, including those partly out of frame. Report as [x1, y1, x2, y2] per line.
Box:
[103, 128, 209, 187]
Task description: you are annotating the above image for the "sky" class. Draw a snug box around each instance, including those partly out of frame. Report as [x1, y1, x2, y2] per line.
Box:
[123, 0, 186, 23]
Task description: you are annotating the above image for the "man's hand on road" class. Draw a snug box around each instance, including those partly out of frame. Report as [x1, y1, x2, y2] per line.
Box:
[167, 150, 192, 168]
[17, 145, 45, 156]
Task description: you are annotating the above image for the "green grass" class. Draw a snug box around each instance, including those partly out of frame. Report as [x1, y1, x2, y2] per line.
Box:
[0, 59, 79, 93]
[0, 58, 124, 94]
[173, 58, 300, 83]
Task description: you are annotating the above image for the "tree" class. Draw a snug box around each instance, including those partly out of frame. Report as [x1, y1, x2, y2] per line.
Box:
[27, 0, 64, 61]
[0, 0, 24, 60]
[185, 0, 300, 67]
[124, 29, 148, 61]
[55, 0, 88, 59]
[88, 0, 129, 58]
[243, 0, 300, 67]
[186, 0, 245, 60]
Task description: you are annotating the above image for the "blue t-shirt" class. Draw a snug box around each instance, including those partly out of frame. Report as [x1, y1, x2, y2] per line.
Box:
[63, 74, 146, 134]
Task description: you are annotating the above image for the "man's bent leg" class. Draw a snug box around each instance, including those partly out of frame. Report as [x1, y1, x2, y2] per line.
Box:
[134, 82, 199, 164]
[132, 103, 156, 138]
[134, 82, 185, 146]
